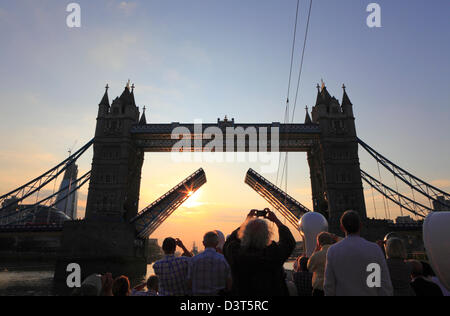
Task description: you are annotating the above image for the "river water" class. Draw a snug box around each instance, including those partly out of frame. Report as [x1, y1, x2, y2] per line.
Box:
[0, 262, 295, 296]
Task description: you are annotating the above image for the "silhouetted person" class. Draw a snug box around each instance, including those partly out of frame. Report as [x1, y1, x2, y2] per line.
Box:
[308, 232, 336, 296]
[187, 231, 232, 296]
[132, 275, 159, 296]
[421, 261, 450, 296]
[223, 210, 296, 296]
[293, 256, 313, 296]
[384, 238, 415, 296]
[324, 210, 393, 296]
[112, 275, 131, 296]
[409, 260, 443, 296]
[153, 237, 193, 296]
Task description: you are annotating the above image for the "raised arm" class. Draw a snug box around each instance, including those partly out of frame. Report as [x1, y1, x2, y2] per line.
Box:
[176, 238, 193, 257]
[265, 210, 296, 261]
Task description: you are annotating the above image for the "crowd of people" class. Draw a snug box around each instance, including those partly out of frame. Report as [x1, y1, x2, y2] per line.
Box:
[73, 209, 448, 296]
[291, 211, 447, 296]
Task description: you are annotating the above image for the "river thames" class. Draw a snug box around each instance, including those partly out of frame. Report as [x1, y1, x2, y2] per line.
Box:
[0, 262, 296, 296]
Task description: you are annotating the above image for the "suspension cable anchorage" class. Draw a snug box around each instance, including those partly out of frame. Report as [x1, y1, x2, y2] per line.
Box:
[358, 138, 450, 208]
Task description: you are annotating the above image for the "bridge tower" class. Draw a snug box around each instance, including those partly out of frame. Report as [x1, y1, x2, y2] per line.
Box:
[85, 82, 144, 222]
[308, 83, 367, 233]
[55, 83, 148, 286]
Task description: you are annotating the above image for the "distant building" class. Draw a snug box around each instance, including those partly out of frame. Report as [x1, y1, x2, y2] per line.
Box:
[433, 196, 450, 212]
[1, 196, 19, 213]
[396, 216, 416, 224]
[192, 242, 199, 256]
[55, 160, 79, 219]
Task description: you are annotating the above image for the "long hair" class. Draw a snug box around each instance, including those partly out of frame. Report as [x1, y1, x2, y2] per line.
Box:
[239, 218, 272, 250]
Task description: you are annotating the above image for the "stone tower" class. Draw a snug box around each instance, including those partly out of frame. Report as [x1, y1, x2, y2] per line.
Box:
[308, 83, 367, 233]
[85, 82, 145, 222]
[55, 83, 149, 285]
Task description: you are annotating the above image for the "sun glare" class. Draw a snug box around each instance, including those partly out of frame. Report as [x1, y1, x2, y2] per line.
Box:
[183, 189, 202, 208]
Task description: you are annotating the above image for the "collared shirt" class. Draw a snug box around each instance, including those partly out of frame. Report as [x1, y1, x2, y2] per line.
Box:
[188, 248, 231, 296]
[153, 254, 190, 296]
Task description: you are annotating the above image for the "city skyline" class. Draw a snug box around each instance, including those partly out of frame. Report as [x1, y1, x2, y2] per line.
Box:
[1, 0, 449, 248]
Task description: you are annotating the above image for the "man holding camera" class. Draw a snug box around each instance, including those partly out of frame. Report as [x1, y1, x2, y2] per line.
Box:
[223, 209, 296, 296]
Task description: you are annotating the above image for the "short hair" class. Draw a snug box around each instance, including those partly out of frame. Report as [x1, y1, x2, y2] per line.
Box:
[203, 231, 219, 248]
[298, 256, 309, 272]
[340, 210, 361, 234]
[146, 275, 159, 290]
[112, 275, 131, 296]
[317, 232, 335, 247]
[421, 261, 436, 277]
[385, 238, 407, 259]
[408, 260, 423, 278]
[162, 237, 176, 253]
[241, 218, 272, 250]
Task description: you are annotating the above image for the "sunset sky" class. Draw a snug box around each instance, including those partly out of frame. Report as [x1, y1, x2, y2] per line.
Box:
[0, 0, 449, 248]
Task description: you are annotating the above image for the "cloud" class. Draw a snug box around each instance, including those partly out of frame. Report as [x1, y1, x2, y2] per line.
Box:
[117, 1, 138, 16]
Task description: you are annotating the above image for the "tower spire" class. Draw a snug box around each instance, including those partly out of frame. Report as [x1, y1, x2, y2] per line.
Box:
[341, 84, 353, 106]
[315, 83, 321, 106]
[99, 84, 110, 107]
[304, 105, 312, 124]
[139, 106, 147, 125]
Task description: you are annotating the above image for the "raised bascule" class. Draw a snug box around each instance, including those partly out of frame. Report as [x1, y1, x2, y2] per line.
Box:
[1, 81, 449, 282]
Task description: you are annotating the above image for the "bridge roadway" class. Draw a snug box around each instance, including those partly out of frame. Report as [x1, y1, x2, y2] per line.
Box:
[131, 122, 321, 152]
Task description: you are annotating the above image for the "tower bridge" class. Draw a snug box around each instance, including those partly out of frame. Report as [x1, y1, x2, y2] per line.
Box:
[0, 81, 448, 282]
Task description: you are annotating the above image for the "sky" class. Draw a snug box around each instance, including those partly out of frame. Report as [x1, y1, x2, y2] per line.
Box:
[0, 0, 449, 249]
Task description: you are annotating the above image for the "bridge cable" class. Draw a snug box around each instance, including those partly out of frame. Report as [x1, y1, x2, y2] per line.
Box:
[276, 0, 301, 187]
[279, 0, 314, 205]
[290, 0, 314, 122]
[377, 161, 389, 220]
[278, 0, 313, 185]
[393, 175, 404, 217]
[370, 186, 378, 219]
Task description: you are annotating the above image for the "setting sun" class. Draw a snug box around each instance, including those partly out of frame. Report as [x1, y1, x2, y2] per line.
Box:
[183, 189, 203, 209]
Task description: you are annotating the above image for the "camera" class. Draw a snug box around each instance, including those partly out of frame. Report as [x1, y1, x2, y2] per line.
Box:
[255, 208, 270, 217]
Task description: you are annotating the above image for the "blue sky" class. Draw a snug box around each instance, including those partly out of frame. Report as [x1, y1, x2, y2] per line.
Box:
[0, 0, 449, 246]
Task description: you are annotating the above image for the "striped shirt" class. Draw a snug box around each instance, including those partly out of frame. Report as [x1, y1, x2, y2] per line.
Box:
[153, 254, 190, 296]
[188, 248, 231, 296]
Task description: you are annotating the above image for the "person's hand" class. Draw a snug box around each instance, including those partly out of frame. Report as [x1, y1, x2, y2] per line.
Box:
[247, 209, 258, 218]
[175, 238, 184, 248]
[265, 210, 280, 224]
[101, 273, 114, 296]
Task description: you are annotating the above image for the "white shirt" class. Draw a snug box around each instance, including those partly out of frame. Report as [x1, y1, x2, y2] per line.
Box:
[324, 235, 393, 296]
